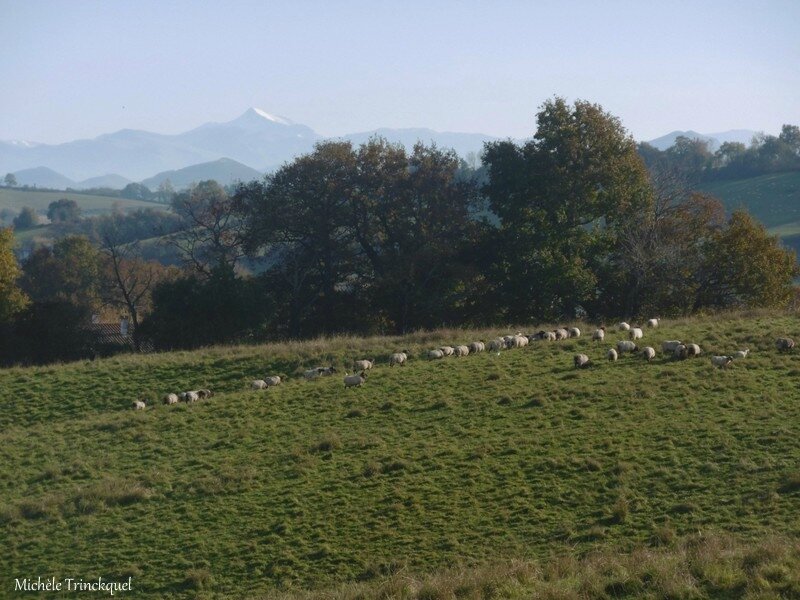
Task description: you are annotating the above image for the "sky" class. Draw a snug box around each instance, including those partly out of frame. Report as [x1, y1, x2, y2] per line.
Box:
[1, 0, 798, 144]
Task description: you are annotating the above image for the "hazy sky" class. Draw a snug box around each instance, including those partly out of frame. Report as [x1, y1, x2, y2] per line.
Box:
[1, 0, 798, 144]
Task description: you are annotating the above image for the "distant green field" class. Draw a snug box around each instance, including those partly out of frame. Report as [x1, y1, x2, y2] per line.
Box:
[0, 188, 159, 216]
[2, 313, 800, 598]
[699, 171, 800, 229]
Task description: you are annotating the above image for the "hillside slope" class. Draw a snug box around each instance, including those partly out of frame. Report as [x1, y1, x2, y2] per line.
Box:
[1, 314, 800, 598]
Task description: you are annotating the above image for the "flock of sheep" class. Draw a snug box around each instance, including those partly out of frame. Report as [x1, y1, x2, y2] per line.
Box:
[131, 319, 797, 409]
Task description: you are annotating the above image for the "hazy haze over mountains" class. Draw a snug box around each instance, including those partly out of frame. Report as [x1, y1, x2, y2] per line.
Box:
[0, 107, 774, 190]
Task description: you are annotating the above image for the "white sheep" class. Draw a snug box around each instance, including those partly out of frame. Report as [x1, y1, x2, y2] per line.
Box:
[488, 338, 506, 351]
[618, 322, 631, 331]
[617, 340, 638, 354]
[629, 327, 643, 340]
[343, 371, 367, 388]
[389, 351, 409, 367]
[506, 335, 528, 349]
[711, 355, 733, 369]
[468, 341, 485, 353]
[592, 327, 605, 342]
[184, 391, 199, 403]
[132, 400, 146, 410]
[568, 327, 581, 338]
[554, 328, 569, 340]
[440, 346, 455, 356]
[607, 348, 618, 361]
[733, 349, 749, 359]
[686, 344, 701, 358]
[353, 359, 374, 371]
[162, 393, 179, 405]
[662, 340, 683, 354]
[197, 389, 212, 399]
[673, 344, 688, 360]
[251, 380, 268, 390]
[647, 318, 659, 328]
[540, 331, 556, 341]
[428, 349, 445, 360]
[642, 346, 656, 361]
[454, 345, 470, 357]
[776, 337, 795, 352]
[264, 376, 281, 387]
[573, 354, 591, 369]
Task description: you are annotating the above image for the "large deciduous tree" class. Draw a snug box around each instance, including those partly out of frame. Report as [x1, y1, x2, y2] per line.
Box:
[483, 97, 652, 321]
[0, 227, 29, 322]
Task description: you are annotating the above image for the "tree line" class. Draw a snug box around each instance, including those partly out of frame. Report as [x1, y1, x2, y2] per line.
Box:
[0, 98, 797, 363]
[638, 124, 800, 183]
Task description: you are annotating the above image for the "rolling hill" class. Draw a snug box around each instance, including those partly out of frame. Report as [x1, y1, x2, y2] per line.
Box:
[140, 157, 263, 190]
[1, 313, 799, 598]
[0, 187, 161, 215]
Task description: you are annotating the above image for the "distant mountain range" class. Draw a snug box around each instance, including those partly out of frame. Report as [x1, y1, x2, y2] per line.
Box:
[0, 108, 771, 190]
[645, 129, 760, 151]
[1, 108, 499, 190]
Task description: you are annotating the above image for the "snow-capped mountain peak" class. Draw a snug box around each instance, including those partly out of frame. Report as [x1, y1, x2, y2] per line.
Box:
[247, 107, 293, 126]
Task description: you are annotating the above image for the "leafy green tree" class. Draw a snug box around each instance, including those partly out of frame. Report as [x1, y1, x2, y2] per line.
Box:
[696, 211, 799, 309]
[4, 173, 17, 187]
[235, 142, 359, 335]
[0, 227, 29, 322]
[20, 235, 102, 310]
[12, 206, 38, 230]
[779, 124, 800, 155]
[47, 198, 81, 224]
[121, 182, 153, 201]
[483, 97, 652, 321]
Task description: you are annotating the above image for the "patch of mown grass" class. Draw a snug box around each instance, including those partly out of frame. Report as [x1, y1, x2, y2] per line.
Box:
[1, 312, 800, 598]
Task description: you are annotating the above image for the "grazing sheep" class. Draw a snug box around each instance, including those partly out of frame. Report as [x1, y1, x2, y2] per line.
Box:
[607, 348, 618, 361]
[184, 391, 199, 403]
[162, 393, 179, 405]
[428, 349, 445, 360]
[642, 346, 656, 361]
[662, 340, 683, 354]
[673, 344, 688, 360]
[251, 379, 268, 390]
[618, 322, 631, 331]
[629, 327, 643, 340]
[197, 389, 213, 400]
[686, 344, 702, 358]
[132, 400, 146, 410]
[647, 318, 659, 328]
[711, 355, 734, 369]
[617, 340, 639, 354]
[389, 351, 409, 367]
[343, 371, 367, 388]
[353, 359, 375, 371]
[568, 327, 581, 338]
[592, 327, 606, 342]
[440, 346, 455, 356]
[506, 335, 528, 349]
[573, 354, 592, 369]
[733, 349, 749, 359]
[468, 341, 485, 353]
[554, 328, 569, 341]
[539, 331, 556, 341]
[264, 376, 281, 387]
[488, 338, 506, 351]
[776, 337, 795, 352]
[304, 366, 337, 380]
[454, 345, 470, 357]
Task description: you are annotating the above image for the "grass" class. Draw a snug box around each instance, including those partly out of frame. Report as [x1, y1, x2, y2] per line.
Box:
[1, 312, 800, 598]
[698, 171, 800, 229]
[0, 188, 160, 216]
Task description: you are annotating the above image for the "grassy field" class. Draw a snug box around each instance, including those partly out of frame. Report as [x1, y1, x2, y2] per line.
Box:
[0, 188, 160, 216]
[1, 313, 800, 598]
[699, 171, 800, 229]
